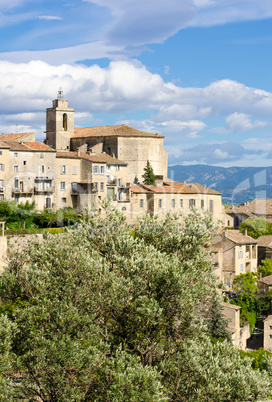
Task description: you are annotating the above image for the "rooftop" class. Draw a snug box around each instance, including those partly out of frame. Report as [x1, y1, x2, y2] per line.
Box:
[2, 141, 54, 152]
[56, 151, 127, 165]
[73, 124, 164, 139]
[223, 230, 257, 244]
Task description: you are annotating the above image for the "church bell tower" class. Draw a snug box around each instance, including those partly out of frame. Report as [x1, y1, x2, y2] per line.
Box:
[46, 88, 74, 150]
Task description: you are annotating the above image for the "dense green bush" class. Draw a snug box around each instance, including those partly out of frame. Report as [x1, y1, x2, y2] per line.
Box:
[239, 217, 272, 239]
[0, 209, 272, 400]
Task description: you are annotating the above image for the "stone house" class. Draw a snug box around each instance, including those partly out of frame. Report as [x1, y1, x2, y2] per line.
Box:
[0, 141, 10, 202]
[221, 302, 250, 349]
[258, 275, 272, 294]
[213, 230, 258, 288]
[263, 315, 272, 350]
[226, 199, 272, 228]
[257, 235, 272, 265]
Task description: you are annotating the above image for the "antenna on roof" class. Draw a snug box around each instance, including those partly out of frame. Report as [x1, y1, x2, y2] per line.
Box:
[57, 87, 63, 100]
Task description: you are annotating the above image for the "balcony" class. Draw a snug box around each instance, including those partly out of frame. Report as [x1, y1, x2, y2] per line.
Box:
[12, 187, 34, 194]
[34, 186, 54, 194]
[35, 176, 53, 181]
[107, 179, 117, 186]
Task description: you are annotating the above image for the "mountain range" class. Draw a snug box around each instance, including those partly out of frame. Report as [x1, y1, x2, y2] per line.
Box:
[168, 165, 272, 205]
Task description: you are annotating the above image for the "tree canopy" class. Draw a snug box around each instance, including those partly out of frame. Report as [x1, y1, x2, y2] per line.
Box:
[0, 208, 272, 401]
[239, 217, 272, 239]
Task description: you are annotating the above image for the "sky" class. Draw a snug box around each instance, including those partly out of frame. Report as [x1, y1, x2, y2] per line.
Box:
[0, 0, 271, 167]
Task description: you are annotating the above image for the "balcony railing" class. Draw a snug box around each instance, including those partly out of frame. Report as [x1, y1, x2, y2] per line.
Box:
[12, 187, 34, 194]
[34, 186, 54, 193]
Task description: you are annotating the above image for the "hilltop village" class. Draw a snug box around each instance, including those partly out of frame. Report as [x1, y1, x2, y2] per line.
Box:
[2, 92, 272, 351]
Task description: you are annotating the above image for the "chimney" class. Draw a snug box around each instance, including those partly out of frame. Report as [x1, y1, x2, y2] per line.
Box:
[245, 229, 248, 236]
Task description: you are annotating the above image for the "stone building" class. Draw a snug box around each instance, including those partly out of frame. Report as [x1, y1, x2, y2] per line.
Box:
[213, 230, 258, 288]
[0, 91, 225, 224]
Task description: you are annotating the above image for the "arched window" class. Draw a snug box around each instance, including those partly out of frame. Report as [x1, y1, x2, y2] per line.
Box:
[63, 113, 67, 131]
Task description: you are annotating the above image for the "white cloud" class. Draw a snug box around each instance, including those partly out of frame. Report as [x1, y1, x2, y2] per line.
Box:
[225, 112, 269, 132]
[37, 16, 63, 21]
[0, 59, 271, 141]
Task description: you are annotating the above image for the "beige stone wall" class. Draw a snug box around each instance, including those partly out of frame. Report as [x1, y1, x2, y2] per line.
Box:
[55, 156, 82, 210]
[46, 99, 74, 150]
[117, 137, 168, 183]
[6, 150, 56, 209]
[0, 236, 7, 273]
[239, 324, 250, 350]
[263, 315, 272, 350]
[0, 147, 9, 201]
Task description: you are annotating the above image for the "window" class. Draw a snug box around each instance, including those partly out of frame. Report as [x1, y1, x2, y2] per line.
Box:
[100, 182, 104, 191]
[14, 194, 19, 203]
[180, 199, 183, 208]
[0, 164, 5, 171]
[270, 335, 272, 339]
[209, 200, 214, 212]
[0, 151, 2, 156]
[23, 161, 27, 165]
[14, 179, 19, 189]
[62, 197, 66, 203]
[171, 199, 175, 208]
[61, 165, 67, 174]
[14, 153, 18, 158]
[14, 165, 19, 173]
[0, 195, 4, 201]
[40, 153, 44, 159]
[201, 200, 204, 209]
[94, 166, 98, 174]
[63, 113, 67, 131]
[94, 182, 98, 191]
[60, 182, 65, 190]
[238, 250, 243, 259]
[226, 279, 231, 287]
[117, 165, 121, 171]
[239, 264, 243, 273]
[100, 166, 104, 174]
[72, 166, 77, 175]
[189, 199, 195, 208]
[40, 165, 45, 174]
[72, 183, 77, 192]
[140, 199, 144, 208]
[118, 178, 121, 187]
[158, 199, 162, 208]
[270, 325, 272, 330]
[118, 191, 122, 201]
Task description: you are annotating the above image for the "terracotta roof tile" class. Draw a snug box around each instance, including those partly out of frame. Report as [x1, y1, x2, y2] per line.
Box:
[56, 151, 127, 165]
[259, 274, 272, 285]
[0, 132, 35, 141]
[226, 199, 272, 218]
[73, 125, 164, 139]
[0, 140, 10, 149]
[2, 141, 55, 152]
[224, 230, 257, 244]
[131, 184, 152, 194]
[171, 181, 222, 195]
[257, 235, 272, 248]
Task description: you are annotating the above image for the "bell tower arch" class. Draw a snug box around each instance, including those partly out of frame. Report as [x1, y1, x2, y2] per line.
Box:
[46, 88, 74, 150]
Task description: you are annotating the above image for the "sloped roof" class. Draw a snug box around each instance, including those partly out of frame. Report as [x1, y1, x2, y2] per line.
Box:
[224, 230, 257, 244]
[257, 235, 272, 248]
[73, 125, 164, 139]
[2, 141, 54, 152]
[166, 181, 221, 195]
[226, 199, 272, 218]
[0, 140, 10, 149]
[131, 184, 152, 194]
[0, 132, 35, 141]
[56, 151, 127, 165]
[259, 274, 272, 286]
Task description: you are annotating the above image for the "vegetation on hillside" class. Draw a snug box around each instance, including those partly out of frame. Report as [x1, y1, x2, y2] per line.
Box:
[239, 217, 272, 239]
[0, 207, 272, 400]
[0, 200, 81, 230]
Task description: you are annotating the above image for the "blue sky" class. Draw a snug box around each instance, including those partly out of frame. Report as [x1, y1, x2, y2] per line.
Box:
[0, 0, 271, 167]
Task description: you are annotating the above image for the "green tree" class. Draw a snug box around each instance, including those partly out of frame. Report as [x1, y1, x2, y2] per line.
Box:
[258, 258, 272, 277]
[239, 217, 272, 239]
[142, 160, 156, 185]
[0, 209, 271, 400]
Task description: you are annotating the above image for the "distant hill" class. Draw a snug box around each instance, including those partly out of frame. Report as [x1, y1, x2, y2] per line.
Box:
[168, 165, 272, 205]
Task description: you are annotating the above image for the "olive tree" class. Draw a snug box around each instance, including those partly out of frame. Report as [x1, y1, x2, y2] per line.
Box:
[0, 208, 271, 401]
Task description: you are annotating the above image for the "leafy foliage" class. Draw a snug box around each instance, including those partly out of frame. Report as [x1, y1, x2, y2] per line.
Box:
[0, 208, 271, 400]
[239, 217, 272, 239]
[258, 258, 272, 277]
[142, 160, 156, 185]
